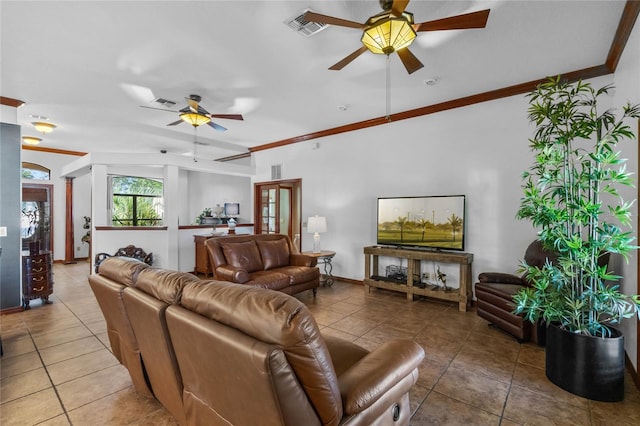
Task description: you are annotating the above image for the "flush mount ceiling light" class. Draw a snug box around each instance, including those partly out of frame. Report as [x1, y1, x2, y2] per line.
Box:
[32, 121, 56, 134]
[179, 112, 211, 127]
[22, 136, 42, 145]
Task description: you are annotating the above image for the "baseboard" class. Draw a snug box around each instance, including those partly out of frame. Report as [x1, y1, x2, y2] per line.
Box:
[625, 351, 640, 391]
[0, 305, 24, 315]
[334, 276, 363, 285]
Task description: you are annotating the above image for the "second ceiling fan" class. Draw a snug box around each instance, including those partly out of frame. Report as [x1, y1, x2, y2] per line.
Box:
[142, 94, 243, 132]
[304, 0, 490, 74]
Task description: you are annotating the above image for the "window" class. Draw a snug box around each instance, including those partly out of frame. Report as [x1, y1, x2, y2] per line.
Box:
[22, 162, 50, 180]
[110, 175, 163, 226]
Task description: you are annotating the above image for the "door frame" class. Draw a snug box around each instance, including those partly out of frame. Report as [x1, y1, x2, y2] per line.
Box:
[253, 179, 302, 247]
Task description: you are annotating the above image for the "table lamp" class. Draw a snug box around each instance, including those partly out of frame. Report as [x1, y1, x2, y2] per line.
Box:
[307, 215, 327, 253]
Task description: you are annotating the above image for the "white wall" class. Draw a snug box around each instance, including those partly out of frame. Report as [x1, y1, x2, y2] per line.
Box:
[253, 94, 540, 283]
[613, 19, 640, 371]
[187, 171, 251, 225]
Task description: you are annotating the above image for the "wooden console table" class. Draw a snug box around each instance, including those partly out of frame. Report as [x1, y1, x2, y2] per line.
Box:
[363, 246, 473, 311]
[194, 234, 222, 276]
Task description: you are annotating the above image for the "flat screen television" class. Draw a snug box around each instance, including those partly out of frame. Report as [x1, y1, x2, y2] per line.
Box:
[377, 195, 466, 251]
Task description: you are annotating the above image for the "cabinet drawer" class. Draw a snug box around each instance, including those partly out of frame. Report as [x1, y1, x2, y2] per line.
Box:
[23, 255, 50, 269]
[24, 272, 51, 286]
[25, 264, 49, 274]
[28, 280, 51, 296]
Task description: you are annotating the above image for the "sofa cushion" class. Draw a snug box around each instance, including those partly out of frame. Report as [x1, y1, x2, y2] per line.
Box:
[135, 268, 201, 304]
[246, 271, 290, 290]
[97, 256, 150, 287]
[179, 281, 343, 425]
[257, 238, 290, 270]
[275, 266, 320, 285]
[221, 240, 264, 273]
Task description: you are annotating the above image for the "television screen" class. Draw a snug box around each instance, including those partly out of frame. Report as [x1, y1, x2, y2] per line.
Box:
[224, 202, 239, 217]
[377, 195, 465, 251]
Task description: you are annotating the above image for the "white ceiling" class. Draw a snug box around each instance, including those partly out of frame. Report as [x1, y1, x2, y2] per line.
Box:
[1, 1, 628, 161]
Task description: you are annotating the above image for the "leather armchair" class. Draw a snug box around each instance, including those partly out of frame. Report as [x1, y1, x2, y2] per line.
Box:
[475, 240, 557, 343]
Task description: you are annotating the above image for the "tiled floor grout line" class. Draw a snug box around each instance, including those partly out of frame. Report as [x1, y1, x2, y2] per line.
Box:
[24, 321, 74, 425]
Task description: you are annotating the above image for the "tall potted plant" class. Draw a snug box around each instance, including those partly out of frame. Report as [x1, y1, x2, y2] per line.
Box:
[513, 76, 640, 402]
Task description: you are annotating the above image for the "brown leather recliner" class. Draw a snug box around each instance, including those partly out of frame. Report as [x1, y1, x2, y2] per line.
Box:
[88, 257, 153, 396]
[166, 280, 425, 425]
[122, 267, 202, 425]
[476, 240, 611, 343]
[474, 240, 558, 343]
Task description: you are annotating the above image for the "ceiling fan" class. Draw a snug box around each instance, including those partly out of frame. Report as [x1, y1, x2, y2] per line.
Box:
[141, 94, 244, 131]
[304, 0, 490, 74]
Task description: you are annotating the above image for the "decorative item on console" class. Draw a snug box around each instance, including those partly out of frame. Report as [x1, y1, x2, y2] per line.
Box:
[227, 218, 236, 234]
[198, 203, 240, 226]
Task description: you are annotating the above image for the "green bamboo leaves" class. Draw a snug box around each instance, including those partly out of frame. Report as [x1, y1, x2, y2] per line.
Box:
[513, 76, 640, 336]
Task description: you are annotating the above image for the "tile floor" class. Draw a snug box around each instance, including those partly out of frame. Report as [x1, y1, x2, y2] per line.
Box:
[1, 261, 639, 425]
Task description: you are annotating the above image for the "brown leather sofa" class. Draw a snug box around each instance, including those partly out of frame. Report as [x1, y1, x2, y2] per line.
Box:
[205, 233, 320, 296]
[90, 257, 425, 426]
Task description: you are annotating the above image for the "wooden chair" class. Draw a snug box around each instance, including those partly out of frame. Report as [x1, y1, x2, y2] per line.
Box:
[95, 245, 153, 273]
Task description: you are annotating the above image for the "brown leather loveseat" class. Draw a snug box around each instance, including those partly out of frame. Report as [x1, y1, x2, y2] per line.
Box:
[89, 257, 425, 426]
[205, 233, 320, 296]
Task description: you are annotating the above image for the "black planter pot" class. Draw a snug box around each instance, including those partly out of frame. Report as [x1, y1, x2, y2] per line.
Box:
[546, 323, 624, 402]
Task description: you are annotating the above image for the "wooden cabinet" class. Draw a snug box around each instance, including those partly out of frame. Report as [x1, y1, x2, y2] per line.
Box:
[363, 246, 473, 312]
[22, 252, 54, 309]
[194, 235, 216, 276]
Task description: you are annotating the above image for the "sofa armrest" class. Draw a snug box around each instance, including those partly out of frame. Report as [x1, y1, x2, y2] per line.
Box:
[338, 339, 424, 415]
[290, 253, 318, 267]
[215, 265, 250, 284]
[478, 272, 525, 285]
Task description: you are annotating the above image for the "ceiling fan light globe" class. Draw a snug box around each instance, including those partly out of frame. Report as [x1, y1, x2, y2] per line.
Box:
[361, 16, 416, 55]
[22, 136, 42, 145]
[32, 121, 56, 134]
[179, 112, 211, 127]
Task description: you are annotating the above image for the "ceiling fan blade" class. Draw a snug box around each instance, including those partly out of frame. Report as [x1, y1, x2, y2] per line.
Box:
[303, 11, 364, 29]
[210, 114, 244, 121]
[391, 0, 411, 17]
[396, 47, 424, 74]
[208, 121, 227, 132]
[329, 46, 369, 70]
[414, 9, 490, 32]
[140, 105, 179, 113]
[167, 119, 184, 126]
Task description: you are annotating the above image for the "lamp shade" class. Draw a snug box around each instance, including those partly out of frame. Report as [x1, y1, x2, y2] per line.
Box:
[32, 121, 56, 134]
[307, 215, 327, 234]
[22, 136, 42, 145]
[361, 14, 416, 55]
[180, 112, 211, 127]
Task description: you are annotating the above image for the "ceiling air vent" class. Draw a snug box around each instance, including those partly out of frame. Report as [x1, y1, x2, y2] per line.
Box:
[152, 97, 176, 107]
[284, 9, 328, 37]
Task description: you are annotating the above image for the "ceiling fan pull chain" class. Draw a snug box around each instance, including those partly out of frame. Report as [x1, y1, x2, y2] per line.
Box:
[386, 55, 391, 122]
[193, 128, 198, 162]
